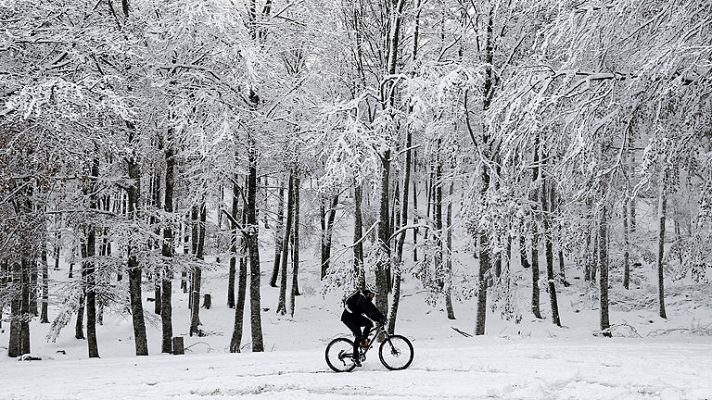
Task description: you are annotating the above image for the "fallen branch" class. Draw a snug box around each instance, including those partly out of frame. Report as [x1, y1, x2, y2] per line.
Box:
[601, 322, 643, 338]
[184, 341, 214, 353]
[451, 327, 473, 337]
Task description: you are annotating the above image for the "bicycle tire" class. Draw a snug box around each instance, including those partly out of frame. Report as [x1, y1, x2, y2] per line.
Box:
[378, 334, 414, 370]
[325, 338, 357, 373]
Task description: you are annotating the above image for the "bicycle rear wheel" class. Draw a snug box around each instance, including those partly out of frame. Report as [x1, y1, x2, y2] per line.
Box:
[325, 338, 357, 372]
[378, 334, 414, 370]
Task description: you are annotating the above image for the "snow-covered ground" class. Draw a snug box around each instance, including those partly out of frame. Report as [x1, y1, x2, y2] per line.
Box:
[3, 336, 712, 399]
[2, 235, 712, 399]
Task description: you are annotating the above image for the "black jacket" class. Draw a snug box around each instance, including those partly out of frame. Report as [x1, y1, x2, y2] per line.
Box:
[343, 290, 385, 323]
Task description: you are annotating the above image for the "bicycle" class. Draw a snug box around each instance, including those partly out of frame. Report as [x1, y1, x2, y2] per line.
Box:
[325, 323, 414, 372]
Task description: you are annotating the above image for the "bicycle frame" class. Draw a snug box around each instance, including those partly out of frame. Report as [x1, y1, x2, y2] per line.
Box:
[358, 324, 390, 357]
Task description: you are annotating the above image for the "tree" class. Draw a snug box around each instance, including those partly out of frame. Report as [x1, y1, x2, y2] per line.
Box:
[160, 130, 176, 353]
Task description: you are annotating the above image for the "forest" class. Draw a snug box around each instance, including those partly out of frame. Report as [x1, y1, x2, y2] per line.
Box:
[1, 0, 711, 362]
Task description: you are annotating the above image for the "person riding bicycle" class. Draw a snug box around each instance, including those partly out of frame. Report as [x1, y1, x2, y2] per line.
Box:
[341, 287, 386, 367]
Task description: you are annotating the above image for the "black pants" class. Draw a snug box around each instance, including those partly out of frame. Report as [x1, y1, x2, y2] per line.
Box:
[341, 311, 373, 358]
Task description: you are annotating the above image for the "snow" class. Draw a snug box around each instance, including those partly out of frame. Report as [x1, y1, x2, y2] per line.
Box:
[2, 235, 712, 399]
[2, 337, 711, 399]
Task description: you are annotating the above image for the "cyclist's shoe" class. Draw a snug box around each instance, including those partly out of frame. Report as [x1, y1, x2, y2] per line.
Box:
[360, 339, 370, 349]
[353, 357, 362, 367]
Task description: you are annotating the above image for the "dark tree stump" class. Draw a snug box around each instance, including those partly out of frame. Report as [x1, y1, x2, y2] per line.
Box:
[172, 337, 184, 355]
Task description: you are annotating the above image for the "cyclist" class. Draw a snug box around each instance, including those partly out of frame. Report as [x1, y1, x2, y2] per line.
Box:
[341, 287, 386, 367]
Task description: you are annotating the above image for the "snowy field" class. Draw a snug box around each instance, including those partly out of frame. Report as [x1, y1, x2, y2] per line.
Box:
[3, 248, 712, 399]
[3, 337, 712, 399]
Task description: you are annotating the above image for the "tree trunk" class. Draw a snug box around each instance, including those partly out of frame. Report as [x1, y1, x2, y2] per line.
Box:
[228, 183, 240, 308]
[519, 228, 530, 269]
[0, 262, 7, 331]
[541, 178, 561, 327]
[629, 129, 637, 270]
[86, 227, 99, 357]
[389, 116, 414, 333]
[86, 158, 100, 357]
[530, 135, 542, 320]
[270, 181, 284, 287]
[599, 203, 611, 336]
[353, 181, 365, 289]
[320, 194, 339, 279]
[475, 176, 491, 336]
[412, 159, 419, 263]
[189, 207, 198, 312]
[376, 0, 404, 316]
[550, 184, 568, 286]
[76, 244, 86, 341]
[40, 250, 49, 323]
[229, 207, 249, 353]
[9, 256, 32, 357]
[190, 202, 206, 336]
[376, 150, 392, 317]
[9, 262, 23, 357]
[623, 198, 631, 289]
[151, 168, 162, 316]
[434, 145, 444, 290]
[99, 220, 110, 326]
[277, 173, 294, 315]
[181, 220, 189, 293]
[591, 226, 600, 282]
[289, 176, 301, 317]
[622, 132, 631, 290]
[657, 170, 667, 319]
[127, 153, 148, 356]
[20, 258, 31, 354]
[54, 237, 61, 271]
[445, 181, 455, 320]
[246, 135, 264, 352]
[29, 256, 37, 317]
[474, 9, 496, 336]
[160, 140, 175, 353]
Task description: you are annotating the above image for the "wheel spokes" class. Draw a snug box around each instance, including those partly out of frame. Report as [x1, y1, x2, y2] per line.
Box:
[379, 336, 413, 370]
[326, 339, 357, 372]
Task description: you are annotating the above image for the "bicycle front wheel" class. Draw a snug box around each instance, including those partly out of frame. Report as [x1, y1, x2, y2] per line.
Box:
[379, 334, 414, 370]
[325, 338, 357, 373]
